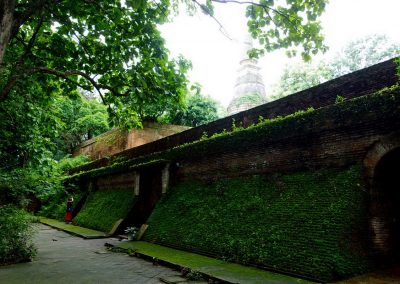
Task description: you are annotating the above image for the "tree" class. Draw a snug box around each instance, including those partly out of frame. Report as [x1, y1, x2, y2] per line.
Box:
[0, 0, 190, 128]
[329, 34, 400, 77]
[271, 61, 331, 99]
[53, 95, 110, 158]
[165, 83, 220, 127]
[0, 1, 328, 110]
[271, 34, 400, 99]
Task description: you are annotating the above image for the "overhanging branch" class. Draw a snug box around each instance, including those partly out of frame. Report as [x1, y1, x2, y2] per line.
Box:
[0, 66, 130, 103]
[210, 0, 299, 32]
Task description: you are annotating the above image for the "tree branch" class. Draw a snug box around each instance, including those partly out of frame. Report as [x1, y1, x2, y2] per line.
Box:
[15, 13, 45, 66]
[0, 66, 131, 104]
[11, 0, 49, 40]
[211, 0, 299, 32]
[192, 0, 232, 40]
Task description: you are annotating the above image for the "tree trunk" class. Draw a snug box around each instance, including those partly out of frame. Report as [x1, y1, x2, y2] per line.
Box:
[0, 0, 15, 66]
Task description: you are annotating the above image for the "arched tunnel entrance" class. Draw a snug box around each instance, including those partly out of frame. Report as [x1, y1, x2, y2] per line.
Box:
[371, 147, 400, 262]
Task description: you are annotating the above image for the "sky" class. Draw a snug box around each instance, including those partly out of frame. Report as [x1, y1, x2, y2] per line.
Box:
[159, 0, 400, 107]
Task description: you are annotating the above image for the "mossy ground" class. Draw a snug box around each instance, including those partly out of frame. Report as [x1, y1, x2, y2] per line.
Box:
[39, 217, 107, 238]
[118, 241, 312, 283]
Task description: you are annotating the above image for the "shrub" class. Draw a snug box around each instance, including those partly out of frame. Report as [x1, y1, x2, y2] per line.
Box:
[58, 155, 90, 173]
[0, 205, 36, 265]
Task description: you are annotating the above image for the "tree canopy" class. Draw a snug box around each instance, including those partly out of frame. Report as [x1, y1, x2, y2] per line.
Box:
[1, 1, 328, 122]
[271, 34, 400, 99]
[165, 83, 221, 127]
[1, 0, 191, 128]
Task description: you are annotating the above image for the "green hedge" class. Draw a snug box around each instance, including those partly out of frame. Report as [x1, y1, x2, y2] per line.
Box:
[144, 166, 371, 282]
[73, 187, 137, 233]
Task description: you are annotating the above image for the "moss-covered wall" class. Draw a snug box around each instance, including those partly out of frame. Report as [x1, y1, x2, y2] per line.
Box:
[64, 84, 400, 281]
[73, 187, 137, 233]
[66, 85, 400, 183]
[144, 166, 371, 282]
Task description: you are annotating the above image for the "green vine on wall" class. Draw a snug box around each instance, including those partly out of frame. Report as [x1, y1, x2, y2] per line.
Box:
[64, 85, 400, 185]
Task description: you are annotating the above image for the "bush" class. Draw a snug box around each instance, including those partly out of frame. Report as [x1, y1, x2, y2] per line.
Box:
[58, 155, 90, 173]
[0, 205, 36, 265]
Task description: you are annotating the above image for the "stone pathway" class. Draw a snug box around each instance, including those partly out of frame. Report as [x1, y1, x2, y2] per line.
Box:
[0, 224, 182, 284]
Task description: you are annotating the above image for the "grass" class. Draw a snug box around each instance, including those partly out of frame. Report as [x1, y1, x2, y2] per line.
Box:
[118, 241, 312, 284]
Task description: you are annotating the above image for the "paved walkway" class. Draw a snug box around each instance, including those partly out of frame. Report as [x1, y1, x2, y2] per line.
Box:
[0, 224, 180, 284]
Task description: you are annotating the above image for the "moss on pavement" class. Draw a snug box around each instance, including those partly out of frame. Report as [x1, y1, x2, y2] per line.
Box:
[39, 217, 107, 239]
[118, 241, 313, 284]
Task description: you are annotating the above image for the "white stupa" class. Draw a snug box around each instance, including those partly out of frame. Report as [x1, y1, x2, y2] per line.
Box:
[227, 36, 268, 115]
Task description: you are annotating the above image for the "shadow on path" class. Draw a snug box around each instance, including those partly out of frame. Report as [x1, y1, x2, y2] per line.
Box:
[0, 224, 178, 284]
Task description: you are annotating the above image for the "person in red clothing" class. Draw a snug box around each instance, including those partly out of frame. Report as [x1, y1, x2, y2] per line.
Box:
[65, 197, 74, 223]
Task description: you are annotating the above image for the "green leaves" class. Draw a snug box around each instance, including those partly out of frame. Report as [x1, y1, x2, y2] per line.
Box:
[162, 83, 221, 127]
[244, 0, 328, 60]
[2, 0, 190, 128]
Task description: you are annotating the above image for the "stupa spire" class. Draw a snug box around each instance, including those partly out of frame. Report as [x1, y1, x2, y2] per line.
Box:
[227, 34, 267, 115]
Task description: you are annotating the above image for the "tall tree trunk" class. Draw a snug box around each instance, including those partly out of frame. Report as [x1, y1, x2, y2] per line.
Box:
[0, 0, 15, 66]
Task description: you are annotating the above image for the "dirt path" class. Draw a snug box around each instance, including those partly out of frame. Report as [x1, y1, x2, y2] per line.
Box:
[0, 224, 179, 284]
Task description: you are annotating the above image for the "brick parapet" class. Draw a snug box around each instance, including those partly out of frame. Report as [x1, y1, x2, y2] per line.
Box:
[70, 58, 398, 174]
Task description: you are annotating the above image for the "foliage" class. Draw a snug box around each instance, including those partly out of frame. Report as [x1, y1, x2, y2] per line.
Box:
[164, 83, 220, 127]
[53, 95, 110, 158]
[0, 0, 191, 129]
[271, 61, 332, 99]
[178, 0, 328, 60]
[330, 34, 400, 77]
[0, 85, 63, 170]
[233, 93, 265, 108]
[242, 0, 328, 60]
[0, 167, 63, 208]
[57, 155, 91, 173]
[271, 34, 400, 99]
[0, 205, 36, 265]
[143, 166, 370, 281]
[73, 187, 137, 233]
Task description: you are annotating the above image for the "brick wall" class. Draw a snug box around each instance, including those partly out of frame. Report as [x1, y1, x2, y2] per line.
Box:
[72, 122, 189, 161]
[71, 58, 398, 174]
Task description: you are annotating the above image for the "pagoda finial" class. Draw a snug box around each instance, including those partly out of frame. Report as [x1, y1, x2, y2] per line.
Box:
[227, 33, 267, 115]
